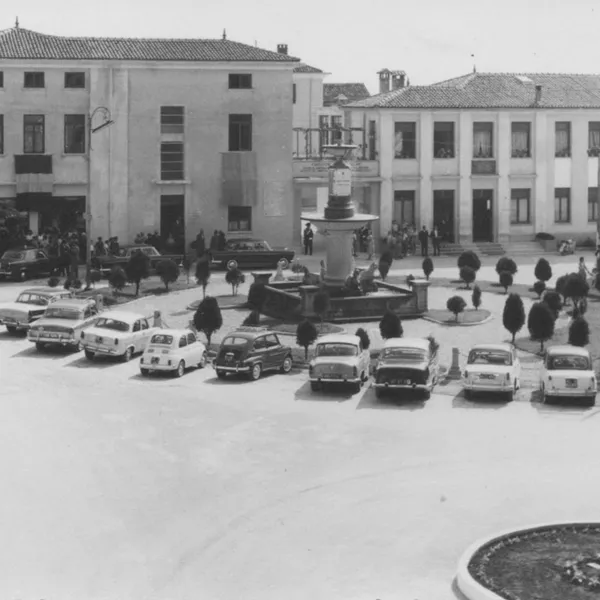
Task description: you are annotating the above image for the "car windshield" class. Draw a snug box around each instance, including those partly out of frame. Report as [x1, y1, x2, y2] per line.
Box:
[44, 308, 82, 320]
[16, 293, 49, 306]
[468, 350, 512, 366]
[316, 343, 358, 357]
[2, 251, 25, 260]
[548, 355, 591, 370]
[94, 318, 130, 332]
[150, 334, 174, 346]
[382, 347, 427, 361]
[222, 336, 249, 347]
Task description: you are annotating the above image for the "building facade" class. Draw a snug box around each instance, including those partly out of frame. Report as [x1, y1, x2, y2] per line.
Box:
[0, 26, 299, 249]
[347, 71, 600, 245]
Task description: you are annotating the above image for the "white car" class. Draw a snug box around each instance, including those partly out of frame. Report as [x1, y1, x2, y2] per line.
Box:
[541, 345, 597, 406]
[140, 329, 208, 378]
[80, 311, 159, 362]
[463, 343, 521, 400]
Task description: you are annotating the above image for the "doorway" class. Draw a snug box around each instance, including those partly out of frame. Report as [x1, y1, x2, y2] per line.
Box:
[472, 189, 494, 242]
[160, 195, 185, 254]
[433, 190, 455, 243]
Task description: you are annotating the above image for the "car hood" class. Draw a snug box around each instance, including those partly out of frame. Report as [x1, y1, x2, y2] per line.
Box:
[0, 301, 40, 314]
[311, 356, 359, 368]
[32, 318, 83, 329]
[466, 364, 512, 374]
[548, 369, 595, 379]
[85, 326, 131, 339]
[377, 359, 429, 371]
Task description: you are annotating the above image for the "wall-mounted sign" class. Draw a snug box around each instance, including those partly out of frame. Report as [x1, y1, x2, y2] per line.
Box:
[293, 160, 379, 179]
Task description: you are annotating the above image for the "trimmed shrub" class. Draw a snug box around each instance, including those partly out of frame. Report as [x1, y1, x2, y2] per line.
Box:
[459, 265, 476, 289]
[422, 257, 434, 280]
[380, 250, 393, 266]
[569, 317, 590, 347]
[156, 259, 179, 292]
[125, 251, 150, 296]
[378, 255, 391, 281]
[447, 295, 467, 321]
[502, 293, 525, 343]
[193, 296, 223, 347]
[534, 258, 552, 283]
[355, 327, 370, 350]
[499, 270, 513, 293]
[247, 282, 267, 312]
[71, 278, 82, 290]
[555, 274, 568, 302]
[471, 284, 482, 310]
[225, 268, 246, 296]
[296, 319, 318, 360]
[457, 250, 481, 272]
[379, 310, 403, 339]
[542, 290, 562, 319]
[496, 257, 518, 277]
[195, 255, 211, 298]
[242, 309, 260, 326]
[535, 232, 555, 241]
[63, 279, 72, 290]
[563, 273, 589, 310]
[47, 276, 60, 288]
[533, 280, 546, 298]
[89, 269, 102, 287]
[108, 266, 127, 294]
[313, 291, 331, 332]
[527, 302, 555, 352]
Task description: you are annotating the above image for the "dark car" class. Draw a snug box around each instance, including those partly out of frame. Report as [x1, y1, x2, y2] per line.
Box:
[93, 245, 184, 275]
[0, 248, 55, 281]
[211, 239, 295, 270]
[213, 327, 293, 380]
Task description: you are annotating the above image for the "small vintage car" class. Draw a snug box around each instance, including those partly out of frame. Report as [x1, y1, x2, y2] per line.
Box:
[28, 298, 101, 351]
[373, 337, 439, 399]
[308, 334, 370, 394]
[463, 343, 521, 400]
[80, 311, 159, 362]
[0, 248, 55, 281]
[540, 345, 597, 406]
[0, 287, 74, 334]
[211, 238, 295, 271]
[140, 329, 208, 377]
[92, 245, 184, 275]
[213, 327, 293, 380]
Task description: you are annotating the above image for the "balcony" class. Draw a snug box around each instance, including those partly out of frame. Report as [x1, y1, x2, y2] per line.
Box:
[471, 160, 497, 176]
[15, 154, 53, 174]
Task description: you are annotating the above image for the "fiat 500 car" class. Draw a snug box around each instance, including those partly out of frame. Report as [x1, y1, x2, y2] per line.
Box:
[463, 343, 521, 400]
[81, 311, 159, 362]
[28, 298, 100, 351]
[541, 345, 597, 406]
[373, 337, 439, 399]
[0, 287, 73, 334]
[213, 327, 293, 381]
[308, 334, 370, 394]
[140, 329, 208, 378]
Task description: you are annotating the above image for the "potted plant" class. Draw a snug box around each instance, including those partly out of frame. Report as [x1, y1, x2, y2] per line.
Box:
[535, 232, 557, 253]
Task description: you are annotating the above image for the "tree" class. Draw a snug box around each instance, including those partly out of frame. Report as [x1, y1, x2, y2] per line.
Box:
[313, 291, 331, 332]
[195, 255, 211, 299]
[534, 258, 552, 283]
[533, 280, 546, 299]
[471, 284, 482, 310]
[422, 257, 434, 280]
[496, 257, 518, 277]
[355, 327, 370, 350]
[542, 290, 562, 319]
[569, 317, 590, 347]
[499, 271, 513, 294]
[555, 274, 568, 303]
[248, 282, 267, 312]
[378, 255, 391, 281]
[225, 268, 246, 296]
[457, 250, 481, 272]
[502, 293, 525, 343]
[125, 250, 150, 296]
[296, 319, 318, 360]
[193, 296, 223, 348]
[447, 295, 467, 322]
[71, 278, 82, 290]
[63, 278, 72, 290]
[563, 273, 589, 312]
[243, 309, 260, 326]
[108, 266, 127, 295]
[156, 259, 179, 292]
[527, 302, 555, 352]
[47, 276, 60, 288]
[460, 265, 476, 289]
[379, 310, 403, 339]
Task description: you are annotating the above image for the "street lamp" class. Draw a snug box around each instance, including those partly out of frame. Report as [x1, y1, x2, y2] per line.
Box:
[85, 107, 114, 285]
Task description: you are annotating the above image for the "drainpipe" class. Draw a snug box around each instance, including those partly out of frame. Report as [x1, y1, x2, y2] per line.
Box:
[108, 67, 113, 238]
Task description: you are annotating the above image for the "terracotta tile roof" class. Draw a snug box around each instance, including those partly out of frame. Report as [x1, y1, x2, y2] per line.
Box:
[348, 72, 600, 109]
[323, 83, 369, 106]
[0, 26, 300, 63]
[293, 63, 323, 73]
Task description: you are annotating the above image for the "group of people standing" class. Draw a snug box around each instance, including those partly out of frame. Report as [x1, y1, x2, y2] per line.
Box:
[386, 221, 443, 258]
[191, 229, 228, 259]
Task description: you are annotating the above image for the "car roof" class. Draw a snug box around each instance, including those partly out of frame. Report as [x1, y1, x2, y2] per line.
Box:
[100, 311, 146, 323]
[22, 287, 69, 295]
[49, 298, 94, 308]
[228, 238, 263, 243]
[318, 334, 361, 345]
[151, 329, 195, 337]
[124, 245, 154, 250]
[223, 327, 278, 340]
[547, 345, 591, 357]
[470, 343, 513, 352]
[383, 337, 430, 350]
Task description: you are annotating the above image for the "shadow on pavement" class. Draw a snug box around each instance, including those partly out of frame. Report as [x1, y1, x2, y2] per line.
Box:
[294, 380, 355, 402]
[530, 388, 595, 413]
[451, 577, 469, 600]
[0, 331, 27, 342]
[64, 355, 125, 369]
[11, 346, 74, 360]
[357, 386, 427, 411]
[452, 392, 511, 410]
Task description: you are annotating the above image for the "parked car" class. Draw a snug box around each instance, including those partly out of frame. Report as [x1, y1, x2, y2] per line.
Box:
[0, 287, 74, 334]
[80, 311, 159, 362]
[463, 343, 521, 401]
[213, 326, 293, 380]
[308, 334, 370, 394]
[27, 298, 101, 351]
[0, 248, 55, 281]
[140, 329, 207, 377]
[92, 245, 184, 275]
[373, 337, 439, 399]
[211, 238, 295, 271]
[540, 345, 597, 406]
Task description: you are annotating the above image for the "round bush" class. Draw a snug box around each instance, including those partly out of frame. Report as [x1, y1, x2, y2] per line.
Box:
[379, 310, 403, 339]
[569, 317, 590, 347]
[447, 295, 467, 321]
[459, 265, 476, 288]
[422, 257, 434, 280]
[457, 250, 481, 272]
[532, 280, 546, 298]
[496, 257, 518, 276]
[542, 290, 562, 319]
[534, 258, 552, 283]
[527, 302, 555, 351]
[47, 276, 60, 288]
[499, 271, 513, 292]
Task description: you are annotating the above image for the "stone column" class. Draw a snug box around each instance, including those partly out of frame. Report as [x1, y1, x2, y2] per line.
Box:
[497, 113, 511, 244]
[324, 229, 354, 286]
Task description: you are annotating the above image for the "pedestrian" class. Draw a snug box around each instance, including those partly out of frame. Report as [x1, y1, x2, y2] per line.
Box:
[195, 229, 206, 259]
[210, 230, 219, 253]
[418, 225, 429, 257]
[366, 230, 375, 260]
[352, 230, 358, 257]
[303, 222, 314, 256]
[431, 225, 441, 256]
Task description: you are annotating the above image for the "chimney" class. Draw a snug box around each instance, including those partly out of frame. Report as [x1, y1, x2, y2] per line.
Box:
[391, 71, 407, 90]
[535, 84, 542, 104]
[378, 69, 390, 94]
[277, 44, 288, 55]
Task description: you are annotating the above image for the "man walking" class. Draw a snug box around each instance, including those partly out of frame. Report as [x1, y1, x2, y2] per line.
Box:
[303, 222, 314, 256]
[418, 225, 429, 257]
[431, 225, 441, 256]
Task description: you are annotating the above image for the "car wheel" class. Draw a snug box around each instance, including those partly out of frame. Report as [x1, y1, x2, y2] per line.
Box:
[174, 360, 185, 378]
[506, 389, 514, 402]
[281, 355, 293, 373]
[6, 325, 17, 335]
[140, 368, 150, 376]
[375, 387, 384, 399]
[250, 363, 262, 381]
[586, 395, 596, 407]
[198, 352, 207, 369]
[350, 381, 362, 394]
[84, 349, 95, 361]
[423, 389, 431, 400]
[71, 342, 82, 352]
[227, 259, 238, 271]
[216, 370, 227, 379]
[310, 381, 321, 392]
[121, 347, 133, 363]
[278, 258, 290, 270]
[35, 342, 45, 351]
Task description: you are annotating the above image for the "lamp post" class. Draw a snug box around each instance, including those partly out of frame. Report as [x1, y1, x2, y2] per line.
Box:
[85, 107, 114, 285]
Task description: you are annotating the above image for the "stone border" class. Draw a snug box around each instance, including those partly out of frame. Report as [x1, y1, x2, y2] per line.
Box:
[422, 313, 494, 327]
[456, 521, 600, 600]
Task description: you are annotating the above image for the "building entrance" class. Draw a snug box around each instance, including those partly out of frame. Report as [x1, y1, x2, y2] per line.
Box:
[433, 190, 455, 243]
[472, 190, 494, 242]
[160, 195, 185, 254]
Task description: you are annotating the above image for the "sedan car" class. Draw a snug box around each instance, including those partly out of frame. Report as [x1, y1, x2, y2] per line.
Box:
[28, 298, 100, 351]
[373, 337, 439, 399]
[211, 239, 295, 271]
[541, 345, 597, 406]
[213, 327, 293, 380]
[463, 343, 521, 400]
[92, 245, 184, 275]
[80, 311, 159, 362]
[309, 334, 370, 394]
[0, 248, 55, 281]
[0, 287, 74, 334]
[140, 329, 207, 377]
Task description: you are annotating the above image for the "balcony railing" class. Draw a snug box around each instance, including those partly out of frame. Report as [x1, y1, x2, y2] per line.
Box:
[15, 154, 53, 174]
[471, 160, 497, 175]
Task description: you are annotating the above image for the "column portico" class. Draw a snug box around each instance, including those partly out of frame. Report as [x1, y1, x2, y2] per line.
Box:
[497, 112, 511, 244]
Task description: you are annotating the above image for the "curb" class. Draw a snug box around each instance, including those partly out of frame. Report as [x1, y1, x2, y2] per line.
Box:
[422, 314, 494, 327]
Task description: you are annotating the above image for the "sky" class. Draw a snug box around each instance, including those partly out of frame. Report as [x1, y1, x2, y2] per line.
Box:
[6, 0, 600, 93]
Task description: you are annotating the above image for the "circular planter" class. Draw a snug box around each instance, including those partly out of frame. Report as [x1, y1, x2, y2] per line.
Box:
[457, 522, 600, 600]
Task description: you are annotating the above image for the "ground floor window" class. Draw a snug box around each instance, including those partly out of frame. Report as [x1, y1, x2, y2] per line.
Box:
[510, 189, 531, 224]
[588, 187, 598, 222]
[393, 190, 415, 226]
[228, 206, 252, 232]
[554, 188, 570, 223]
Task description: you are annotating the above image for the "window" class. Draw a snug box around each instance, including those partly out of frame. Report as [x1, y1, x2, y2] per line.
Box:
[228, 73, 252, 89]
[0, 71, 3, 88]
[178, 335, 188, 348]
[319, 115, 330, 147]
[64, 114, 86, 154]
[23, 115, 45, 154]
[394, 122, 416, 158]
[24, 72, 45, 88]
[510, 189, 531, 224]
[331, 115, 343, 143]
[393, 190, 415, 224]
[433, 122, 454, 158]
[64, 72, 85, 88]
[0, 114, 3, 154]
[186, 332, 196, 345]
[368, 120, 377, 160]
[511, 122, 531, 157]
[589, 122, 600, 156]
[555, 122, 571, 157]
[293, 83, 296, 104]
[554, 188, 571, 223]
[228, 114, 252, 151]
[160, 106, 184, 134]
[160, 142, 184, 180]
[473, 122, 493, 158]
[588, 187, 598, 222]
[228, 206, 252, 232]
